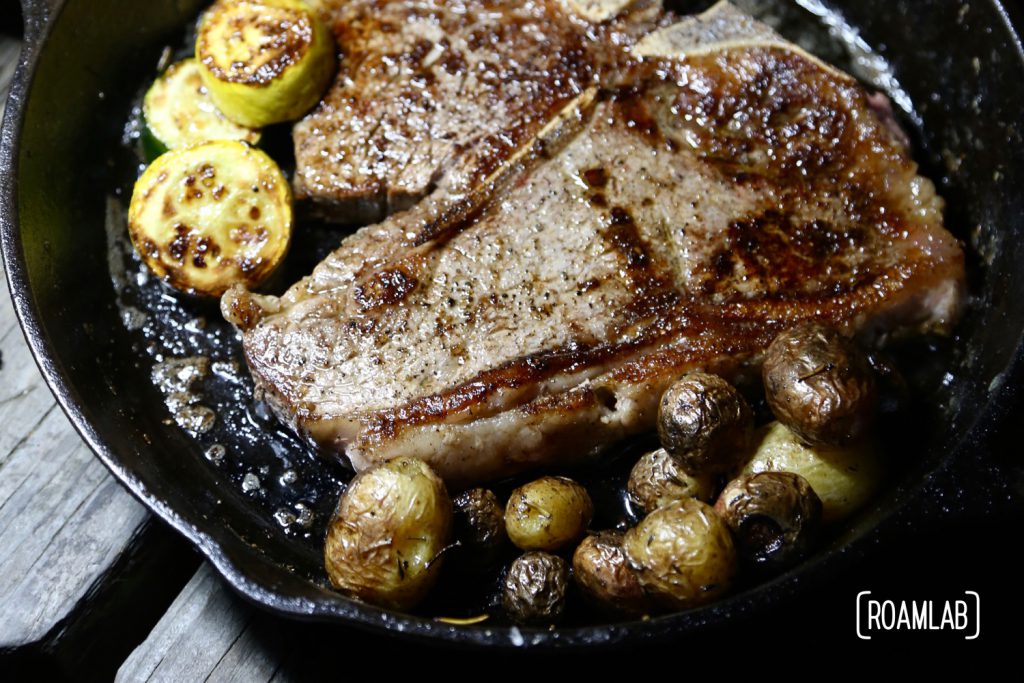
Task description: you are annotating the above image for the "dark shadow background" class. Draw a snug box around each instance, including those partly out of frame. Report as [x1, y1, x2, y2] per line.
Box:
[1, 2, 21, 37]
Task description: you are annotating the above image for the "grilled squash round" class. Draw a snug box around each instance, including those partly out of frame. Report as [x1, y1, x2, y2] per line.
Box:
[195, 0, 335, 128]
[128, 140, 292, 297]
[142, 58, 260, 159]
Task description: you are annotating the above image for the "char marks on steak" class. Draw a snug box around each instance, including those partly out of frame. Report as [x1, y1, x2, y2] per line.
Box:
[224, 2, 965, 485]
[293, 0, 666, 223]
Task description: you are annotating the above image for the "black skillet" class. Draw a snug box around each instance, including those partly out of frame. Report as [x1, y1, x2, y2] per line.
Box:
[2, 0, 1024, 648]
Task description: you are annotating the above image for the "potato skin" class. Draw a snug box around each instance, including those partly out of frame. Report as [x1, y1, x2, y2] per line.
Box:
[628, 448, 713, 514]
[763, 322, 876, 445]
[657, 373, 753, 476]
[622, 498, 736, 610]
[572, 530, 650, 614]
[324, 457, 452, 610]
[741, 422, 881, 524]
[452, 488, 506, 566]
[714, 471, 822, 569]
[505, 476, 594, 551]
[503, 552, 570, 625]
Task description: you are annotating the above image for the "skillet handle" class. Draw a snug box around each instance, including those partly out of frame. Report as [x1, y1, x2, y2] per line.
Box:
[19, 0, 62, 48]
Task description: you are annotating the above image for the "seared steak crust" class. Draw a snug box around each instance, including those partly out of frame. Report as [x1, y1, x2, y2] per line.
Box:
[226, 3, 964, 485]
[294, 0, 667, 223]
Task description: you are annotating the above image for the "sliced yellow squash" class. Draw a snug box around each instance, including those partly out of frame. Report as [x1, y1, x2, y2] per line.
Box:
[142, 58, 261, 160]
[195, 0, 335, 128]
[128, 141, 292, 297]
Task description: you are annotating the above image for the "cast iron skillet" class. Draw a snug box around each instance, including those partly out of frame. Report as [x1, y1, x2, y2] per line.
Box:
[3, 0, 1024, 648]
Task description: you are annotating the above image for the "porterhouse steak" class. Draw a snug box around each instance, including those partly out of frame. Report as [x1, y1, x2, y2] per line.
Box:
[223, 1, 965, 485]
[292, 0, 667, 223]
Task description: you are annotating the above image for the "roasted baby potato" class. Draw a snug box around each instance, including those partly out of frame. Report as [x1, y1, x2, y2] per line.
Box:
[627, 447, 713, 514]
[741, 421, 882, 524]
[452, 488, 507, 566]
[128, 140, 291, 297]
[323, 457, 452, 610]
[196, 0, 336, 127]
[572, 530, 650, 615]
[763, 322, 876, 445]
[505, 476, 593, 552]
[658, 372, 753, 476]
[142, 58, 260, 159]
[502, 552, 570, 625]
[714, 471, 822, 570]
[622, 498, 736, 610]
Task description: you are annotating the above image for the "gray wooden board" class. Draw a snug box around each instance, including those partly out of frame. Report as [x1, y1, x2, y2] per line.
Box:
[1, 36, 18, 121]
[117, 564, 289, 683]
[0, 35, 154, 651]
[117, 561, 478, 681]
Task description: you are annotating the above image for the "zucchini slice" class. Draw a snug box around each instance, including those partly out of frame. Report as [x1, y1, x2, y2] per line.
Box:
[196, 0, 335, 128]
[128, 141, 292, 298]
[142, 58, 261, 159]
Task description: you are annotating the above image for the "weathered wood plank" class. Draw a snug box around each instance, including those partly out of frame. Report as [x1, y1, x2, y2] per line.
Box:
[0, 337, 168, 652]
[0, 208, 163, 650]
[0, 36, 18, 122]
[0, 517, 201, 681]
[0, 36, 199, 664]
[119, 563, 464, 682]
[2, 33, 212, 682]
[0, 410, 150, 645]
[0, 321, 59, 458]
[117, 565, 287, 683]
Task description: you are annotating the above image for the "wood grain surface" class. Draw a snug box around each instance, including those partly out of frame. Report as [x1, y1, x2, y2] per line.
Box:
[117, 565, 288, 683]
[0, 32, 275, 678]
[0, 35, 181, 660]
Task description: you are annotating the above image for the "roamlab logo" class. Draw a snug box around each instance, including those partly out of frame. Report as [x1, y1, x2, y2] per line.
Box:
[856, 591, 981, 640]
